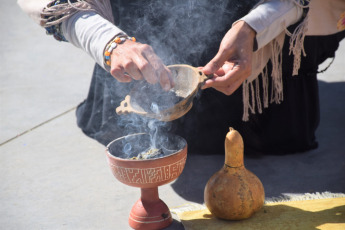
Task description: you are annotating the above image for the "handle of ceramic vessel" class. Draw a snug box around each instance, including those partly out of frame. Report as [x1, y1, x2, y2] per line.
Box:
[197, 69, 214, 85]
[116, 95, 135, 115]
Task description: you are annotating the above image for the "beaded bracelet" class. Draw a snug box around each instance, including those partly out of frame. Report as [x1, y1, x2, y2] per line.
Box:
[104, 34, 136, 66]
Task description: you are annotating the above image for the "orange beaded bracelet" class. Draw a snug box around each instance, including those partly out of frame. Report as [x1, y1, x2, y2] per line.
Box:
[104, 34, 136, 66]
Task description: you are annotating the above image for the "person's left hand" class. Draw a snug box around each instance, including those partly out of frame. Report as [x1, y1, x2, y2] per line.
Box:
[202, 21, 256, 95]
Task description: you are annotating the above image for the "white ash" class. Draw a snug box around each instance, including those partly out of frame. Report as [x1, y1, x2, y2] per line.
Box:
[131, 148, 164, 160]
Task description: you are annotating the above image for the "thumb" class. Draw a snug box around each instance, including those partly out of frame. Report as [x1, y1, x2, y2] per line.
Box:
[203, 52, 228, 75]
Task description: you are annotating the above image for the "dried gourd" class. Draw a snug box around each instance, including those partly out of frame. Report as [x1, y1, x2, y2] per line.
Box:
[204, 127, 265, 220]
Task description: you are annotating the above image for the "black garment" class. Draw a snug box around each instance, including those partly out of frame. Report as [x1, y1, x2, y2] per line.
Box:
[241, 29, 345, 155]
[76, 0, 345, 155]
[76, 0, 258, 151]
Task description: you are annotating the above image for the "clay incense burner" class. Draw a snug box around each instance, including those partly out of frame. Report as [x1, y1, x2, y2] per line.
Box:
[106, 133, 187, 230]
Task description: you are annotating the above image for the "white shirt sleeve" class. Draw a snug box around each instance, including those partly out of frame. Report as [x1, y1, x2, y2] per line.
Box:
[61, 11, 124, 70]
[237, 0, 303, 50]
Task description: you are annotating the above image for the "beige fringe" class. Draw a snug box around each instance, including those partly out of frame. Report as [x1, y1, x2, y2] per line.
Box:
[242, 1, 310, 121]
[287, 11, 309, 76]
[262, 65, 269, 108]
[242, 34, 284, 121]
[41, 0, 114, 27]
[270, 38, 284, 104]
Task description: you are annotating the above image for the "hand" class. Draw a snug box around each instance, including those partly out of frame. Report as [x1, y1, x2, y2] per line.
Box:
[202, 21, 256, 95]
[109, 40, 174, 91]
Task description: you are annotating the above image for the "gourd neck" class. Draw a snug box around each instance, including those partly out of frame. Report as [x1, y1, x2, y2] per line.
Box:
[224, 128, 244, 168]
[225, 150, 244, 168]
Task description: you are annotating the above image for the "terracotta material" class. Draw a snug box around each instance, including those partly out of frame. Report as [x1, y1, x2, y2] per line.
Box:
[204, 128, 265, 220]
[116, 64, 211, 121]
[106, 133, 187, 230]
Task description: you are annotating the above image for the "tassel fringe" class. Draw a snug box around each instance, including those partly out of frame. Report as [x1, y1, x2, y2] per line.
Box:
[242, 1, 309, 121]
[41, 0, 114, 27]
[270, 38, 284, 104]
[288, 11, 309, 76]
[242, 36, 284, 121]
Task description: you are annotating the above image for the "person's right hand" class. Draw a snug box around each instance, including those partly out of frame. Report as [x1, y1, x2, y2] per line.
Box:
[109, 39, 174, 91]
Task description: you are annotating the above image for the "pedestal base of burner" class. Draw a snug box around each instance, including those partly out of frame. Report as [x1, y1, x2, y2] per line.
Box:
[129, 187, 172, 230]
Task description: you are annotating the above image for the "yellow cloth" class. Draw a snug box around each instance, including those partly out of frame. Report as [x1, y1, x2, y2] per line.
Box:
[177, 198, 345, 230]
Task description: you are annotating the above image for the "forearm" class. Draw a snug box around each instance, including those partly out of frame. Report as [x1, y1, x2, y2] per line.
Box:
[237, 0, 303, 50]
[61, 11, 124, 69]
[18, 0, 118, 69]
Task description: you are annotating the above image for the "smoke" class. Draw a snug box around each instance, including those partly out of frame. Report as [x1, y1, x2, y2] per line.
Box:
[116, 0, 233, 65]
[118, 117, 176, 158]
[105, 0, 248, 155]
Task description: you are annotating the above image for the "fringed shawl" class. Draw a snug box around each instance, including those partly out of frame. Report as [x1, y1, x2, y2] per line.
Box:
[41, 0, 114, 26]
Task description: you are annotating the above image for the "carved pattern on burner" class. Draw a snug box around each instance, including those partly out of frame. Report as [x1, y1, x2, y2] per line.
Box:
[109, 157, 187, 184]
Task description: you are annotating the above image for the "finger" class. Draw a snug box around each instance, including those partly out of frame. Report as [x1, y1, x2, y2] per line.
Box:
[158, 66, 173, 91]
[111, 42, 146, 82]
[130, 52, 159, 84]
[142, 47, 173, 89]
[214, 67, 226, 76]
[165, 66, 174, 88]
[204, 58, 250, 87]
[211, 77, 244, 95]
[139, 44, 161, 84]
[110, 65, 132, 82]
[201, 64, 241, 90]
[200, 67, 227, 90]
[223, 62, 238, 72]
[123, 59, 144, 81]
[200, 66, 224, 78]
[203, 49, 232, 75]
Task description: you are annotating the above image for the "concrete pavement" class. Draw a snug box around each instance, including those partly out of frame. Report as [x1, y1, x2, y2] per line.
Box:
[1, 1, 344, 230]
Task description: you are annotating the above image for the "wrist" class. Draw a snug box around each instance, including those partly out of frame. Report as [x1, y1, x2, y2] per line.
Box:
[242, 22, 256, 38]
[61, 10, 125, 70]
[233, 20, 257, 50]
[237, 0, 302, 50]
[104, 34, 136, 66]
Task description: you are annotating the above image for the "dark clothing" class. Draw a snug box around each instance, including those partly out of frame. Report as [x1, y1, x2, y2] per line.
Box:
[242, 30, 345, 155]
[76, 0, 345, 155]
[76, 0, 258, 150]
